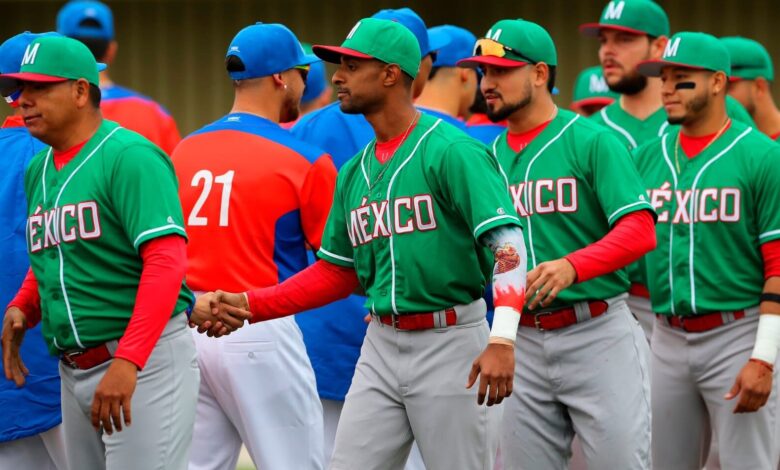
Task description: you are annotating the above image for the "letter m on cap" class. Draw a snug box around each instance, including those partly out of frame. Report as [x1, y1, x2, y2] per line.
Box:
[664, 37, 682, 58]
[21, 43, 40, 66]
[603, 1, 625, 20]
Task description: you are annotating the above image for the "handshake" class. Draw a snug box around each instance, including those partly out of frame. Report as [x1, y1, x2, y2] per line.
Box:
[189, 291, 254, 337]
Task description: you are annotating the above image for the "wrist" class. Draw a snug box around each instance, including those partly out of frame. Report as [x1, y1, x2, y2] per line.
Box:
[489, 306, 521, 343]
[110, 356, 141, 372]
[751, 313, 780, 366]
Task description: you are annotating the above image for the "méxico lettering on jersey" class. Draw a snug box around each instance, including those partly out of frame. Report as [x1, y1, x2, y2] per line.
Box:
[348, 195, 437, 247]
[27, 202, 102, 252]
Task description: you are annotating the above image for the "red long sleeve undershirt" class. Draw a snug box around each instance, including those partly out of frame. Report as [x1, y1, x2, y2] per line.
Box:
[565, 210, 656, 284]
[8, 235, 186, 370]
[247, 259, 360, 323]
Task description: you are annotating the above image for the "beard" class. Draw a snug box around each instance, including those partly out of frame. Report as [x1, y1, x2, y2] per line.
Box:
[279, 94, 300, 123]
[667, 91, 709, 125]
[608, 70, 648, 95]
[486, 80, 533, 122]
[487, 95, 532, 122]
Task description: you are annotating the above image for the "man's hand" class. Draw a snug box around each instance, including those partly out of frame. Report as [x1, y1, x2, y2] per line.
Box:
[725, 360, 774, 413]
[189, 292, 251, 338]
[526, 258, 577, 310]
[189, 293, 230, 337]
[2, 307, 29, 387]
[466, 342, 515, 406]
[190, 291, 252, 337]
[91, 358, 137, 435]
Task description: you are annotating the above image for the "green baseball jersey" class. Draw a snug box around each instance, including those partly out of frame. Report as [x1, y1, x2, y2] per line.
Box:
[633, 121, 780, 316]
[492, 109, 655, 309]
[591, 95, 755, 286]
[24, 120, 193, 354]
[317, 113, 521, 315]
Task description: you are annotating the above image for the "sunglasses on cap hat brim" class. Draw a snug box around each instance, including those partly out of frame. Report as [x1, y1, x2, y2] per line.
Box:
[457, 38, 535, 68]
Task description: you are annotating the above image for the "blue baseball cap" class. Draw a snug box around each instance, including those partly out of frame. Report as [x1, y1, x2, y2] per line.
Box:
[371, 8, 432, 57]
[57, 1, 114, 40]
[226, 23, 319, 80]
[0, 31, 62, 102]
[300, 43, 328, 104]
[428, 25, 477, 67]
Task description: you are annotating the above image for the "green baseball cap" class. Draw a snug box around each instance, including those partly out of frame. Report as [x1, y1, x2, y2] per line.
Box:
[0, 35, 105, 93]
[638, 32, 731, 77]
[457, 19, 557, 69]
[571, 65, 619, 108]
[580, 0, 669, 38]
[313, 18, 421, 78]
[720, 36, 774, 82]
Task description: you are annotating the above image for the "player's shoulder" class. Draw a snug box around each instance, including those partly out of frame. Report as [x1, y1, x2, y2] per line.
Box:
[101, 120, 168, 160]
[101, 84, 174, 117]
[427, 114, 486, 148]
[566, 108, 609, 134]
[187, 113, 327, 164]
[732, 120, 780, 158]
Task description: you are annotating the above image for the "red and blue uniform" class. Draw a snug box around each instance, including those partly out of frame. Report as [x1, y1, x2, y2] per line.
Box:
[101, 84, 181, 155]
[175, 112, 336, 292]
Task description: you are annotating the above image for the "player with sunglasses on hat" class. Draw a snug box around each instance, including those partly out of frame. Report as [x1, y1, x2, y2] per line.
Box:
[459, 18, 656, 469]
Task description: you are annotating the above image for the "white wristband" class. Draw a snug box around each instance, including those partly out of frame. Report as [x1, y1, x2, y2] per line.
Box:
[490, 306, 521, 343]
[751, 314, 780, 365]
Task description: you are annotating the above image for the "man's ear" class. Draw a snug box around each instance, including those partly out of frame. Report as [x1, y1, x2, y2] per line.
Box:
[74, 79, 91, 108]
[272, 73, 287, 89]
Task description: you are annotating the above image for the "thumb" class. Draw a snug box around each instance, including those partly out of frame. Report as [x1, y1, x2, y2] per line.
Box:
[466, 362, 480, 389]
[725, 376, 741, 400]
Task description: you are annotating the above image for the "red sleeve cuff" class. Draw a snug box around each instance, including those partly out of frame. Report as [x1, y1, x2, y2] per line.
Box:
[761, 239, 780, 279]
[7, 268, 42, 328]
[566, 210, 656, 283]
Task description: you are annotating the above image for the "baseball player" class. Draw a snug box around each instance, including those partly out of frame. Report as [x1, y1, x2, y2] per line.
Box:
[634, 31, 780, 470]
[290, 8, 437, 468]
[0, 31, 66, 470]
[580, 0, 755, 343]
[0, 36, 201, 470]
[570, 65, 618, 116]
[458, 18, 656, 469]
[197, 17, 528, 470]
[57, 0, 181, 155]
[415, 25, 478, 131]
[172, 23, 328, 470]
[721, 36, 780, 141]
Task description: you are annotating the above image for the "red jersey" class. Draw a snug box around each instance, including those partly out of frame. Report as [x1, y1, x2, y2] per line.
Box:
[101, 84, 181, 155]
[172, 112, 337, 292]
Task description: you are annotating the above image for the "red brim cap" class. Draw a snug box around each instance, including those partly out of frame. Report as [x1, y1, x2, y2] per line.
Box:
[729, 76, 744, 83]
[312, 45, 373, 65]
[456, 56, 530, 69]
[579, 23, 647, 37]
[0, 72, 69, 83]
[637, 59, 707, 77]
[570, 97, 616, 109]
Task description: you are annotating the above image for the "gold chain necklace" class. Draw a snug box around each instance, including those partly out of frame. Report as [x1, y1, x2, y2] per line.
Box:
[674, 118, 731, 173]
[366, 111, 420, 196]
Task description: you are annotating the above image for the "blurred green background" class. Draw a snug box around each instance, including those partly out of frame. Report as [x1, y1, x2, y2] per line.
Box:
[2, 0, 779, 135]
